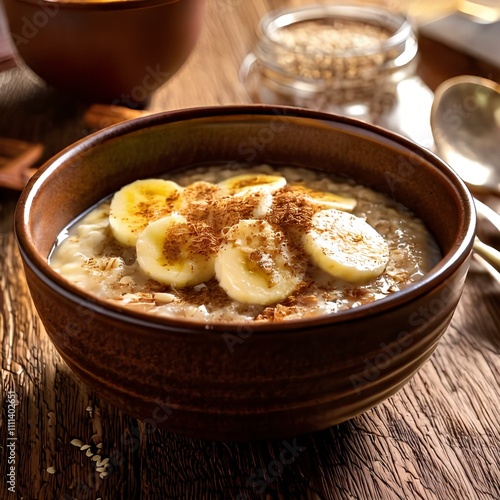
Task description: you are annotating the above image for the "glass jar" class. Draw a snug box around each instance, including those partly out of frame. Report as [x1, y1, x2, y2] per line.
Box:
[241, 4, 434, 144]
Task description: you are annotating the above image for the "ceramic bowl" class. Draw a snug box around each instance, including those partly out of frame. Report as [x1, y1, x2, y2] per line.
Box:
[3, 0, 204, 105]
[15, 106, 476, 441]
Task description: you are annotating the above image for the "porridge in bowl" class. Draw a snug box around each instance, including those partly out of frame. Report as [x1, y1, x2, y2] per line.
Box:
[49, 165, 440, 322]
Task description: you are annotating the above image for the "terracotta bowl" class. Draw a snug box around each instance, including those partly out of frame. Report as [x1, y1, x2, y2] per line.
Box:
[3, 0, 204, 105]
[15, 106, 476, 441]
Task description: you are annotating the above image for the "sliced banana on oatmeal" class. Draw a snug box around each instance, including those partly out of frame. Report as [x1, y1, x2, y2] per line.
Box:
[136, 214, 216, 288]
[218, 173, 286, 196]
[215, 219, 303, 305]
[109, 179, 183, 247]
[248, 189, 274, 219]
[289, 185, 357, 212]
[303, 209, 389, 283]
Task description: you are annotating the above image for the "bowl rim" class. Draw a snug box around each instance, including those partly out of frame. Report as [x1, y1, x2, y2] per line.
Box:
[15, 104, 477, 334]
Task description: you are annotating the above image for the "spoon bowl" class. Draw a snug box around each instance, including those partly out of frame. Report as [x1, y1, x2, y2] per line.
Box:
[431, 75, 500, 273]
[431, 75, 500, 195]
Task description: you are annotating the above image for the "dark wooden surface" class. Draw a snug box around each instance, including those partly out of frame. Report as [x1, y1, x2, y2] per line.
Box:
[1, 1, 500, 499]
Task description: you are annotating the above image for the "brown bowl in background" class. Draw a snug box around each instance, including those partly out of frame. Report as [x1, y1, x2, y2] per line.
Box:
[3, 0, 204, 105]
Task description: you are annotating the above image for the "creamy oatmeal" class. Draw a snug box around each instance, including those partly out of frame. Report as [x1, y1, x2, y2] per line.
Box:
[49, 165, 440, 322]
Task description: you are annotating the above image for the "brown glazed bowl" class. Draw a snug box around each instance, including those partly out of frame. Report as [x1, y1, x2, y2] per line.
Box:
[15, 106, 475, 441]
[3, 0, 204, 105]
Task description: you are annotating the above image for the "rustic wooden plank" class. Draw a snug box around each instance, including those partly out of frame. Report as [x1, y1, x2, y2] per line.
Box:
[1, 0, 500, 499]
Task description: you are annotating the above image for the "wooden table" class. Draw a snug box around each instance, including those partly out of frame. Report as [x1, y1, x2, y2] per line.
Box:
[1, 1, 499, 498]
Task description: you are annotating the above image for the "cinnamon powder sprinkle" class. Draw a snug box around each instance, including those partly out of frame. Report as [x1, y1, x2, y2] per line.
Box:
[265, 187, 319, 259]
[172, 189, 268, 265]
[133, 200, 176, 234]
[266, 187, 317, 232]
[160, 183, 318, 310]
[162, 220, 219, 263]
[181, 181, 220, 203]
[176, 279, 233, 309]
[180, 192, 260, 234]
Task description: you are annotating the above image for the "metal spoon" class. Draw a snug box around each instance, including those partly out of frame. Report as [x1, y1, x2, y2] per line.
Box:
[431, 75, 500, 272]
[431, 75, 500, 195]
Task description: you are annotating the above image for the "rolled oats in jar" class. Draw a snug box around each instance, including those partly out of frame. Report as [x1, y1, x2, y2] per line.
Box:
[241, 4, 431, 139]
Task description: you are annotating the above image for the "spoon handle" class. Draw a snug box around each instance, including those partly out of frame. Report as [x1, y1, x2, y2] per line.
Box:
[473, 237, 500, 273]
[474, 199, 500, 232]
[471, 199, 500, 273]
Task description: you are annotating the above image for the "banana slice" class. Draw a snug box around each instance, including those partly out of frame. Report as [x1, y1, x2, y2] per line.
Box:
[215, 219, 303, 305]
[289, 185, 357, 212]
[109, 179, 183, 247]
[218, 173, 286, 196]
[248, 189, 274, 218]
[303, 209, 389, 283]
[136, 214, 216, 288]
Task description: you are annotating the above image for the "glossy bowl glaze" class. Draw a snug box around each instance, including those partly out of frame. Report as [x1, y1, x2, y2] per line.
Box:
[3, 0, 204, 105]
[15, 106, 476, 441]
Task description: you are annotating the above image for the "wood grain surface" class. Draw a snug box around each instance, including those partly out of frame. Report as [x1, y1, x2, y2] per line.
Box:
[1, 1, 499, 499]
